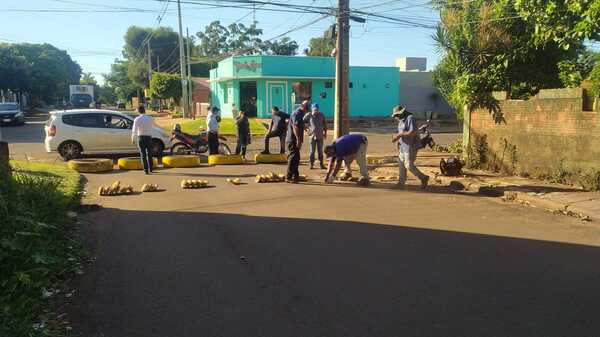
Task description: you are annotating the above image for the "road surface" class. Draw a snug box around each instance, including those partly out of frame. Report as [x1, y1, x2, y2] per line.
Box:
[66, 165, 600, 337]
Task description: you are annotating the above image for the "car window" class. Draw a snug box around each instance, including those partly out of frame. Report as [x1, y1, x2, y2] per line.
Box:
[62, 113, 104, 128]
[104, 114, 132, 129]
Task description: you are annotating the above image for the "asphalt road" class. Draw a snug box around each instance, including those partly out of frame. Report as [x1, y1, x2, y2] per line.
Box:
[66, 164, 600, 337]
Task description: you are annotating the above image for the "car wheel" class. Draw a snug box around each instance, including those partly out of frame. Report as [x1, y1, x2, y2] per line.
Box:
[58, 141, 83, 161]
[151, 139, 165, 156]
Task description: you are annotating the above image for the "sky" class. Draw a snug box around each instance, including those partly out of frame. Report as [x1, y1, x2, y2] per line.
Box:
[0, 0, 442, 84]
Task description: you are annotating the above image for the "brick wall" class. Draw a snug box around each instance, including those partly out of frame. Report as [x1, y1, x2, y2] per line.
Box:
[468, 88, 600, 177]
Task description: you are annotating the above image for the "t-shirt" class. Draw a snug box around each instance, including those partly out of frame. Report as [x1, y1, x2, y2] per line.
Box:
[206, 112, 220, 133]
[334, 134, 367, 158]
[272, 112, 289, 133]
[397, 114, 418, 151]
[285, 108, 305, 144]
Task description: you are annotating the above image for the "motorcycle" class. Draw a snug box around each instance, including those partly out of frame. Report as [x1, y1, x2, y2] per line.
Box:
[417, 113, 436, 150]
[170, 124, 232, 155]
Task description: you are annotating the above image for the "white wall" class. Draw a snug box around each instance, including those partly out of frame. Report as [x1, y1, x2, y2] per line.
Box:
[399, 71, 454, 117]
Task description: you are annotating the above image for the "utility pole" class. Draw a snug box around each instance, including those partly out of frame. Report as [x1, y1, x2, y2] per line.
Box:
[334, 0, 350, 138]
[157, 55, 160, 72]
[177, 0, 189, 118]
[186, 28, 193, 118]
[147, 39, 152, 104]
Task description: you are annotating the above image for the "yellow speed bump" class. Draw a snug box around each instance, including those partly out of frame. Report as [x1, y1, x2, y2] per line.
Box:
[68, 158, 113, 173]
[208, 154, 244, 165]
[162, 155, 201, 168]
[254, 153, 287, 164]
[118, 157, 159, 170]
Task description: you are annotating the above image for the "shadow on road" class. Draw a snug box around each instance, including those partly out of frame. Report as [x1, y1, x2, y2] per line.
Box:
[69, 208, 600, 337]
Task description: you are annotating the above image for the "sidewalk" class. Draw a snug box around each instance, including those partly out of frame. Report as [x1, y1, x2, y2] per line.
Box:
[368, 151, 600, 225]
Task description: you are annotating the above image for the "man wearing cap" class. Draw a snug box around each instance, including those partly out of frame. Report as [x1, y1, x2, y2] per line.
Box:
[285, 100, 309, 183]
[391, 105, 429, 189]
[324, 133, 370, 186]
[303, 103, 327, 169]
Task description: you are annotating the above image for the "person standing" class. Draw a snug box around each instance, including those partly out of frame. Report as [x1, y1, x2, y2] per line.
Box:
[261, 106, 288, 154]
[206, 106, 221, 155]
[131, 105, 155, 175]
[303, 103, 327, 169]
[235, 110, 251, 159]
[391, 105, 429, 189]
[285, 101, 309, 183]
[324, 134, 369, 185]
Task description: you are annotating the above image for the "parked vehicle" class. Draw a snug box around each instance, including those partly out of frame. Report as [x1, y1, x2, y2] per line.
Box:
[69, 84, 95, 108]
[44, 109, 171, 160]
[170, 124, 231, 155]
[116, 101, 126, 110]
[418, 114, 436, 149]
[0, 102, 25, 125]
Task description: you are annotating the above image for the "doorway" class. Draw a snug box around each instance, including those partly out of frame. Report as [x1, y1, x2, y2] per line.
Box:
[239, 81, 257, 117]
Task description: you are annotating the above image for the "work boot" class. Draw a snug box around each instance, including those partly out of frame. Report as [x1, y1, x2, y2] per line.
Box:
[319, 162, 326, 169]
[309, 162, 315, 169]
[420, 176, 430, 189]
[260, 150, 270, 155]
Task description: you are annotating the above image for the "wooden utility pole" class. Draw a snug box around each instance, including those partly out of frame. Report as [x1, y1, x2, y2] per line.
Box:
[147, 40, 152, 85]
[334, 0, 350, 138]
[177, 0, 189, 118]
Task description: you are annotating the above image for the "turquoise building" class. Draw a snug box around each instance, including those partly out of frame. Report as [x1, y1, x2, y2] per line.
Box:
[209, 55, 400, 118]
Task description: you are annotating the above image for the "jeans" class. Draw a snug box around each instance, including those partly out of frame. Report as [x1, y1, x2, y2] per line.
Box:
[286, 142, 300, 180]
[343, 142, 369, 179]
[264, 130, 285, 154]
[208, 132, 219, 155]
[309, 138, 324, 165]
[398, 149, 428, 185]
[235, 143, 247, 157]
[138, 135, 154, 174]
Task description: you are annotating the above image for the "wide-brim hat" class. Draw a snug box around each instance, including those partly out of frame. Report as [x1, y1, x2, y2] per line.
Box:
[391, 105, 407, 118]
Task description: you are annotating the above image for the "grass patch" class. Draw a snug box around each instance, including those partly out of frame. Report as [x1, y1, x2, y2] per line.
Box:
[1, 161, 84, 336]
[163, 118, 267, 136]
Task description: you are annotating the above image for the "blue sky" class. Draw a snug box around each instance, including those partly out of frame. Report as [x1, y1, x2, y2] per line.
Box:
[0, 0, 442, 83]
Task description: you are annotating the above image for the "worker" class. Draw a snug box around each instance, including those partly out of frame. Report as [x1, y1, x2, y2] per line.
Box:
[285, 100, 309, 183]
[324, 133, 370, 186]
[131, 105, 155, 175]
[206, 106, 221, 155]
[235, 110, 251, 159]
[391, 105, 429, 189]
[303, 103, 327, 169]
[261, 106, 289, 155]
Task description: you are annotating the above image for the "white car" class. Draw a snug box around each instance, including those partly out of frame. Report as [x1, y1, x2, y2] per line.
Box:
[44, 109, 171, 160]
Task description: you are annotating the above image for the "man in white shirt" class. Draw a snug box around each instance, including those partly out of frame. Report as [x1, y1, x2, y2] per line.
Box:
[206, 106, 221, 155]
[131, 105, 155, 174]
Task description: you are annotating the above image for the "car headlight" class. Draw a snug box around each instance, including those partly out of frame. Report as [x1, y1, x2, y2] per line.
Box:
[15, 111, 24, 117]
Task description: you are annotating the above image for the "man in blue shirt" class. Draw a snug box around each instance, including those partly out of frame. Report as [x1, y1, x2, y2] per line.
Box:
[324, 133, 369, 185]
[285, 100, 309, 183]
[391, 105, 429, 188]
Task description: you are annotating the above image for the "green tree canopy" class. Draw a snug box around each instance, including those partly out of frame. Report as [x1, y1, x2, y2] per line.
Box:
[104, 59, 138, 101]
[149, 72, 182, 102]
[304, 28, 335, 57]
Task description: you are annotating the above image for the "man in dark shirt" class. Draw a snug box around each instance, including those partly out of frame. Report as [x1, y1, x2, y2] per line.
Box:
[285, 101, 309, 183]
[261, 106, 289, 154]
[324, 134, 369, 185]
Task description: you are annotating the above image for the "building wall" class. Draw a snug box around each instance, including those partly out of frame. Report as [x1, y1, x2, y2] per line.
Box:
[399, 71, 454, 117]
[468, 88, 600, 177]
[349, 67, 399, 117]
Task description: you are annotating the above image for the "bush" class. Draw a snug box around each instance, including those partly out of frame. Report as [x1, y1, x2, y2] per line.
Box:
[0, 162, 84, 336]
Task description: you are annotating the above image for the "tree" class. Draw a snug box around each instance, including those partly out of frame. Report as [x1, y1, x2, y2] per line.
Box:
[148, 72, 182, 102]
[0, 43, 81, 104]
[263, 37, 299, 56]
[304, 29, 335, 56]
[431, 0, 581, 115]
[196, 21, 230, 58]
[80, 72, 97, 85]
[104, 59, 138, 101]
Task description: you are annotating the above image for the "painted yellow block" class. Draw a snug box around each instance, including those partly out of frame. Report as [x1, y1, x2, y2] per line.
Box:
[254, 153, 287, 163]
[118, 157, 159, 170]
[162, 155, 201, 168]
[208, 154, 244, 165]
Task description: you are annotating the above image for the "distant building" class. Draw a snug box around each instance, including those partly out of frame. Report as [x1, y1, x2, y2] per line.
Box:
[191, 77, 210, 117]
[208, 55, 454, 119]
[209, 55, 400, 118]
[396, 57, 454, 118]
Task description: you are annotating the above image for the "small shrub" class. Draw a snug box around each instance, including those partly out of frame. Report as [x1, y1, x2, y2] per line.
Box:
[579, 169, 600, 191]
[466, 134, 488, 169]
